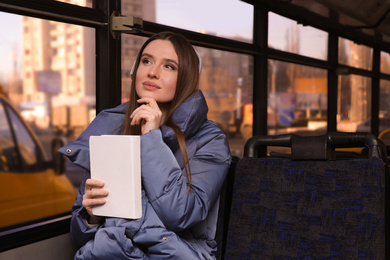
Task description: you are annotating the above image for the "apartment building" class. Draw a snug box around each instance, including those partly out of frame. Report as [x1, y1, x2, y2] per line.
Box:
[21, 0, 155, 130]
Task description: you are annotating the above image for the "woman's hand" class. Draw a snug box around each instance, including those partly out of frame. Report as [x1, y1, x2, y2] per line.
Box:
[130, 97, 164, 135]
[82, 179, 108, 224]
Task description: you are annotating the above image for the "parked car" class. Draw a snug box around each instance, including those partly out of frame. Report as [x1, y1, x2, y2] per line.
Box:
[0, 93, 76, 229]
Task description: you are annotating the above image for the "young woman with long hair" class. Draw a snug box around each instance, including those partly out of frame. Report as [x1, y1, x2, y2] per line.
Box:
[60, 31, 231, 259]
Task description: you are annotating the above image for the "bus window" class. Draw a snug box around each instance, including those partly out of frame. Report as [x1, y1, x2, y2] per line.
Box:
[339, 37, 373, 70]
[196, 47, 253, 157]
[0, 12, 93, 229]
[0, 94, 76, 228]
[380, 51, 390, 74]
[268, 60, 327, 136]
[338, 74, 371, 133]
[55, 0, 93, 8]
[154, 0, 253, 42]
[268, 12, 328, 60]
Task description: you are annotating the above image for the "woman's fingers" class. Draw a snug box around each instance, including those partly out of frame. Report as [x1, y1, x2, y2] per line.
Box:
[84, 179, 108, 200]
[85, 178, 104, 191]
[83, 179, 108, 216]
[84, 188, 109, 199]
[129, 98, 163, 134]
[137, 97, 159, 108]
[82, 197, 106, 209]
[130, 98, 160, 119]
[131, 108, 161, 125]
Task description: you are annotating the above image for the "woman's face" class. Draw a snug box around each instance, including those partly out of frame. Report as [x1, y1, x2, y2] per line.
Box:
[135, 39, 178, 103]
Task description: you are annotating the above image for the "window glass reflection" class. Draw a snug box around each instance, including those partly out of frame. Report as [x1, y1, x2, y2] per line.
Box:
[338, 74, 371, 132]
[268, 60, 327, 136]
[339, 38, 373, 70]
[268, 12, 328, 60]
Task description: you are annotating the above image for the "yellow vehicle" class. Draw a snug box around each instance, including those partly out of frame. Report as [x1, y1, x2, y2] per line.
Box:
[0, 93, 76, 228]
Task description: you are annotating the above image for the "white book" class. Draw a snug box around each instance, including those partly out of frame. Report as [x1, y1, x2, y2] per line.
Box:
[89, 135, 142, 219]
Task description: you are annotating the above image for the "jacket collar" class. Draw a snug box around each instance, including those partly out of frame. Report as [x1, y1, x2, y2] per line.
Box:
[161, 90, 208, 149]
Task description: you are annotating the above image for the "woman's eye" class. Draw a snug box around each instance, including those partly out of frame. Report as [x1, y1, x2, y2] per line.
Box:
[165, 64, 176, 70]
[141, 59, 151, 65]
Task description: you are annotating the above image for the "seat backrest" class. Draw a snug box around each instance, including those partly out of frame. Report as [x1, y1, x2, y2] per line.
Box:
[224, 133, 389, 259]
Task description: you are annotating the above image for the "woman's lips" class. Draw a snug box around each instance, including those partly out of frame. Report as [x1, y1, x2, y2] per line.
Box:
[143, 81, 160, 91]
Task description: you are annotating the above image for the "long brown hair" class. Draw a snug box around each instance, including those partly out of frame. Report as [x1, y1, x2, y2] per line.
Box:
[123, 31, 200, 188]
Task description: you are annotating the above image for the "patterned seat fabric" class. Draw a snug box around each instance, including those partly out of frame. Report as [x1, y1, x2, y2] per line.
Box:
[224, 156, 387, 259]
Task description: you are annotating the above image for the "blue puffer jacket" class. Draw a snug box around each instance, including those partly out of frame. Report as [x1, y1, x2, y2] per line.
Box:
[59, 90, 231, 259]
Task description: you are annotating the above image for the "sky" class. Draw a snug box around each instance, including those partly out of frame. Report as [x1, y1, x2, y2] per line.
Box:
[0, 12, 22, 80]
[155, 0, 253, 39]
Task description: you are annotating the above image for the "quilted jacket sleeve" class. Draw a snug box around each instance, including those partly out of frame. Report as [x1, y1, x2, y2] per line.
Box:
[140, 122, 231, 232]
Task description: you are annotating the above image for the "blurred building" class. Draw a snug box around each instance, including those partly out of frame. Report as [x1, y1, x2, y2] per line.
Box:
[21, 0, 155, 131]
[22, 0, 94, 104]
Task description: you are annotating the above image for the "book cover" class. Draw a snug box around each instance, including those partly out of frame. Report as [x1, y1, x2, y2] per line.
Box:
[89, 135, 142, 219]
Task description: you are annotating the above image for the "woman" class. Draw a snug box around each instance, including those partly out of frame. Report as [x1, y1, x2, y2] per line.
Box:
[59, 31, 231, 259]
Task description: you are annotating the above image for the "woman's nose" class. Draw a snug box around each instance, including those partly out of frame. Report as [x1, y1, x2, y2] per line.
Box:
[148, 66, 159, 78]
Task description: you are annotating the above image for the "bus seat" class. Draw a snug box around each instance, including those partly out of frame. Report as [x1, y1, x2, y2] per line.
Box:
[224, 132, 389, 259]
